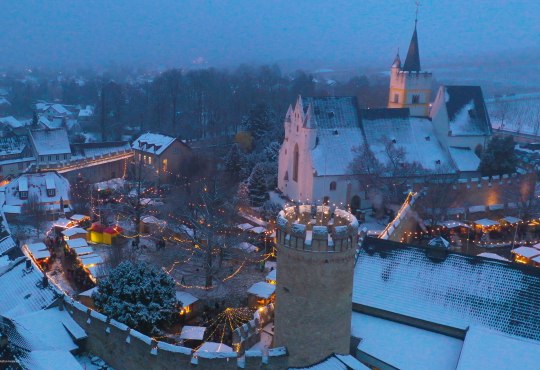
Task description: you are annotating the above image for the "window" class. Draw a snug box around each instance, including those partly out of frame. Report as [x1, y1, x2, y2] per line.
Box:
[412, 94, 420, 104]
[143, 155, 147, 164]
[173, 148, 179, 154]
[162, 159, 168, 172]
[148, 156, 152, 165]
[293, 144, 299, 182]
[0, 165, 2, 173]
[323, 196, 330, 205]
[64, 154, 67, 160]
[19, 191, 28, 199]
[393, 93, 399, 103]
[330, 181, 337, 191]
[48, 155, 51, 162]
[138, 153, 142, 161]
[56, 155, 59, 161]
[18, 163, 23, 170]
[47, 189, 56, 197]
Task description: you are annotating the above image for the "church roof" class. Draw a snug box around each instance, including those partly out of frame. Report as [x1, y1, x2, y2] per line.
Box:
[402, 25, 421, 72]
[445, 86, 492, 136]
[300, 96, 360, 129]
[392, 53, 401, 69]
[354, 237, 540, 342]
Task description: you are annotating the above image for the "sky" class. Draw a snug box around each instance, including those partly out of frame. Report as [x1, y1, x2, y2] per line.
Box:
[0, 0, 539, 70]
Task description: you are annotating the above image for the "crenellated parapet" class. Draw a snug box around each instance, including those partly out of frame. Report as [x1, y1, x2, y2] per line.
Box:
[276, 205, 359, 253]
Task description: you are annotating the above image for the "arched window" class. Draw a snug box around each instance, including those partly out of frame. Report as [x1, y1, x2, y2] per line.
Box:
[329, 181, 337, 191]
[293, 144, 299, 182]
[350, 195, 361, 214]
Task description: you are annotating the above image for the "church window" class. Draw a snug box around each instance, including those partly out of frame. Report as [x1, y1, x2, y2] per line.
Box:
[330, 182, 337, 191]
[284, 171, 289, 181]
[412, 94, 420, 104]
[293, 144, 299, 182]
[393, 93, 399, 103]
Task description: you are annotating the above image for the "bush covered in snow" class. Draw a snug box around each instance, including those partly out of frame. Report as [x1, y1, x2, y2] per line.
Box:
[93, 261, 177, 335]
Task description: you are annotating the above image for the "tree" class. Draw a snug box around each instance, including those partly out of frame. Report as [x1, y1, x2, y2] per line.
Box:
[224, 143, 243, 181]
[247, 163, 269, 207]
[21, 193, 46, 238]
[93, 261, 177, 335]
[162, 69, 183, 134]
[479, 136, 517, 177]
[418, 166, 459, 226]
[242, 103, 277, 144]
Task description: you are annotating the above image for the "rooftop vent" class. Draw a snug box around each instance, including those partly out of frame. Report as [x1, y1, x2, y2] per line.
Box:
[328, 111, 335, 118]
[333, 130, 338, 135]
[392, 139, 397, 144]
[425, 136, 430, 141]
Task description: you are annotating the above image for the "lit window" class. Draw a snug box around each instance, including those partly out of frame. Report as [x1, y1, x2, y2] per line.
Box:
[162, 159, 168, 172]
[148, 156, 152, 165]
[393, 93, 399, 103]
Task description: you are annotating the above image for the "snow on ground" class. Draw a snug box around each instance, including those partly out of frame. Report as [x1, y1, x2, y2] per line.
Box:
[75, 353, 114, 370]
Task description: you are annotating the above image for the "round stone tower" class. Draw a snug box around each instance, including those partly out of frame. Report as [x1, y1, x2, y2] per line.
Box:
[273, 205, 358, 367]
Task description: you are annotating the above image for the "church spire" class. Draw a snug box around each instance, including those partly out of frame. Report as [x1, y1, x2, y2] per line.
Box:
[402, 2, 421, 72]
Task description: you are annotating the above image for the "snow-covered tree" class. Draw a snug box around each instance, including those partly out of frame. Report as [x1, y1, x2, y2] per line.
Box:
[224, 143, 243, 180]
[93, 261, 177, 335]
[479, 136, 517, 176]
[263, 141, 281, 162]
[260, 200, 282, 222]
[248, 164, 269, 207]
[242, 103, 277, 143]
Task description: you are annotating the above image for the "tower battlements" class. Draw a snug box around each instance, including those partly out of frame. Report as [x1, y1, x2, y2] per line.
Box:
[276, 205, 359, 253]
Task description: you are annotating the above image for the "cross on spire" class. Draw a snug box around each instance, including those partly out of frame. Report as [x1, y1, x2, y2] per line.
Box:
[415, 1, 421, 25]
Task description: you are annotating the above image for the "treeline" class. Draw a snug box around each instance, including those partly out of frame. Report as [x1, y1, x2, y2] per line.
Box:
[0, 64, 389, 141]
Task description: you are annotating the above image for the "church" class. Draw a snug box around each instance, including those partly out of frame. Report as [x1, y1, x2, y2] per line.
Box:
[277, 20, 492, 211]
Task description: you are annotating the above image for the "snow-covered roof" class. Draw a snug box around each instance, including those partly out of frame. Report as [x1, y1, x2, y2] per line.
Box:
[0, 116, 22, 128]
[79, 253, 103, 267]
[71, 246, 93, 256]
[26, 243, 50, 259]
[266, 269, 276, 282]
[234, 242, 258, 253]
[175, 291, 199, 307]
[236, 223, 254, 231]
[247, 281, 275, 299]
[361, 109, 455, 172]
[87, 265, 107, 279]
[351, 312, 462, 370]
[0, 258, 58, 317]
[474, 218, 498, 227]
[78, 105, 94, 118]
[354, 238, 540, 341]
[500, 216, 522, 224]
[290, 353, 368, 369]
[438, 220, 470, 229]
[444, 86, 491, 136]
[477, 252, 510, 262]
[311, 127, 365, 176]
[47, 104, 70, 115]
[54, 218, 71, 228]
[20, 350, 84, 370]
[78, 286, 98, 297]
[132, 132, 177, 155]
[62, 228, 88, 237]
[511, 246, 540, 259]
[2, 172, 70, 212]
[448, 147, 480, 172]
[72, 141, 131, 159]
[180, 325, 206, 340]
[249, 226, 266, 234]
[0, 136, 29, 157]
[196, 341, 233, 353]
[457, 326, 540, 370]
[29, 128, 71, 155]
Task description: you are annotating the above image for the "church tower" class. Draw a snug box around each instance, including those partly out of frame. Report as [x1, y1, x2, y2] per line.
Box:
[388, 14, 432, 117]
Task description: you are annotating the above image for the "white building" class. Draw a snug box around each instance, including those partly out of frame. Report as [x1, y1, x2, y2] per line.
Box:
[0, 171, 71, 215]
[29, 128, 72, 166]
[277, 22, 491, 210]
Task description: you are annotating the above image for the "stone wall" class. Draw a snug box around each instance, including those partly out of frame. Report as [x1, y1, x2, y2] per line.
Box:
[63, 296, 289, 369]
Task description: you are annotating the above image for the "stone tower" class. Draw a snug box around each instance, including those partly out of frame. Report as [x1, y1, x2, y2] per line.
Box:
[273, 205, 358, 367]
[387, 20, 432, 117]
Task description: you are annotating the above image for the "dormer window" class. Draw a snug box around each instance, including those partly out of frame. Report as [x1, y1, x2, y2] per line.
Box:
[19, 191, 28, 199]
[468, 109, 476, 119]
[333, 130, 338, 135]
[435, 160, 441, 165]
[425, 136, 430, 141]
[47, 188, 56, 197]
[392, 139, 397, 144]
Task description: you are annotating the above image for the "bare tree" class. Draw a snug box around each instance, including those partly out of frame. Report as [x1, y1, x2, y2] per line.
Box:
[22, 193, 46, 238]
[417, 166, 459, 226]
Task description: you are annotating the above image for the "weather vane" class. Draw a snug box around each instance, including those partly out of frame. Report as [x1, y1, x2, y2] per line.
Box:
[415, 1, 421, 24]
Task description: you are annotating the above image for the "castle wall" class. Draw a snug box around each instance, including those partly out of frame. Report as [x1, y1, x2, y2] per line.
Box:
[63, 297, 289, 369]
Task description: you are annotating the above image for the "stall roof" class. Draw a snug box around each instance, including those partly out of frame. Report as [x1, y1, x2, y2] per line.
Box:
[247, 282, 275, 299]
[469, 205, 486, 213]
[511, 246, 540, 259]
[180, 325, 206, 340]
[80, 254, 103, 266]
[236, 223, 254, 231]
[53, 218, 71, 228]
[70, 214, 89, 222]
[477, 253, 510, 262]
[234, 242, 258, 253]
[474, 218, 498, 227]
[87, 265, 107, 279]
[196, 341, 233, 353]
[266, 269, 276, 282]
[72, 246, 93, 256]
[175, 291, 198, 307]
[500, 216, 522, 224]
[67, 239, 88, 249]
[249, 226, 266, 234]
[26, 243, 47, 255]
[78, 286, 98, 297]
[62, 228, 88, 237]
[438, 220, 470, 229]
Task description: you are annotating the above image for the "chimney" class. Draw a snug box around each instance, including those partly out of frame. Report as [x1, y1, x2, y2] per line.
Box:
[42, 275, 49, 288]
[25, 259, 31, 269]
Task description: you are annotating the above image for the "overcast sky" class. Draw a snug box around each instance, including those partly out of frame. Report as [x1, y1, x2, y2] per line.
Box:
[1, 0, 538, 70]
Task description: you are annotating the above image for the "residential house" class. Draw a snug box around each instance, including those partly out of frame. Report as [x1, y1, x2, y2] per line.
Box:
[29, 128, 72, 167]
[0, 136, 35, 180]
[132, 132, 191, 183]
[0, 171, 70, 217]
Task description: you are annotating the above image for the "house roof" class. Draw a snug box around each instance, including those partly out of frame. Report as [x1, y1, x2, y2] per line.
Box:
[47, 104, 70, 115]
[175, 291, 199, 307]
[0, 258, 58, 317]
[402, 25, 421, 72]
[448, 147, 480, 172]
[457, 326, 540, 370]
[247, 281, 275, 299]
[290, 353, 369, 369]
[352, 311, 462, 370]
[300, 96, 361, 129]
[132, 133, 177, 155]
[0, 116, 22, 128]
[29, 128, 71, 155]
[354, 237, 540, 341]
[445, 86, 491, 136]
[62, 228, 88, 237]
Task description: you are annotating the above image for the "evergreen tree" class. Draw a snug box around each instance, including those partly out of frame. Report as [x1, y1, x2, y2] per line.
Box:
[224, 143, 243, 180]
[31, 111, 39, 128]
[248, 163, 269, 207]
[93, 262, 177, 335]
[242, 103, 276, 143]
[479, 136, 517, 176]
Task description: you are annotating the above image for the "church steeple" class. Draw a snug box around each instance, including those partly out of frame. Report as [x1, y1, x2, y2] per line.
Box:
[402, 24, 421, 72]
